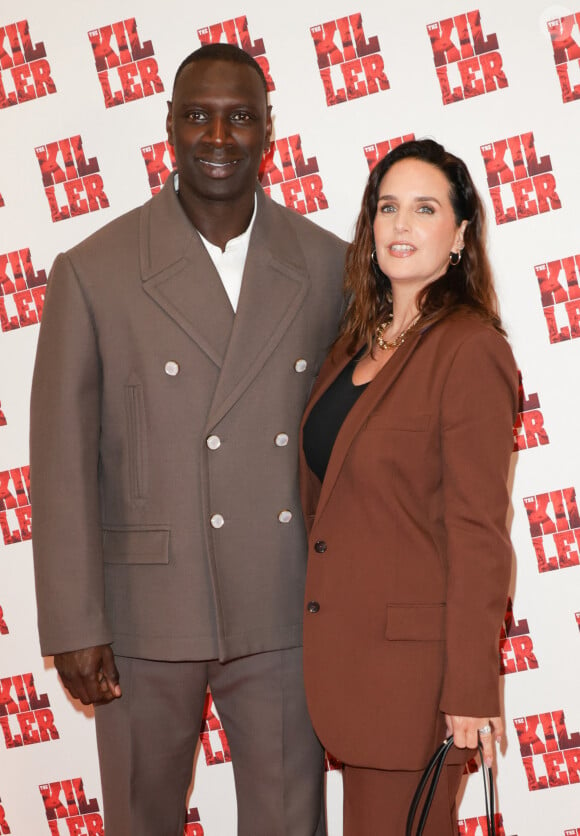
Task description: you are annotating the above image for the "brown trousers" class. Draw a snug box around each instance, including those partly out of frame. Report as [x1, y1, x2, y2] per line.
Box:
[343, 761, 465, 836]
[94, 647, 325, 836]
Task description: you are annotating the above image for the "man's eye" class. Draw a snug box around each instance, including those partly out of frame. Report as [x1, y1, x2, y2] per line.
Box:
[186, 111, 206, 121]
[232, 112, 252, 122]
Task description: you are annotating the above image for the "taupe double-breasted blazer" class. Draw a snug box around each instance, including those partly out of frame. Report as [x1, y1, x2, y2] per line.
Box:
[299, 312, 518, 770]
[31, 178, 346, 662]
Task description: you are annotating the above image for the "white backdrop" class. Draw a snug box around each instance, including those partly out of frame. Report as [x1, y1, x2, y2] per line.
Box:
[1, 1, 579, 834]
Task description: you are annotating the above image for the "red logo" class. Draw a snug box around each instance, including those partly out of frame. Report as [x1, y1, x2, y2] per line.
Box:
[0, 248, 47, 333]
[480, 131, 561, 225]
[427, 9, 508, 105]
[88, 18, 164, 108]
[0, 798, 11, 834]
[0, 403, 6, 426]
[547, 13, 580, 102]
[0, 192, 4, 208]
[199, 692, 231, 766]
[514, 709, 580, 791]
[524, 486, 580, 573]
[576, 612, 580, 632]
[39, 777, 102, 835]
[184, 807, 205, 836]
[198, 16, 274, 92]
[141, 141, 176, 196]
[35, 135, 109, 223]
[0, 465, 31, 547]
[310, 12, 389, 106]
[0, 673, 59, 749]
[0, 606, 7, 635]
[457, 814, 512, 835]
[513, 371, 550, 451]
[565, 829, 580, 835]
[260, 134, 328, 215]
[499, 597, 539, 675]
[535, 255, 580, 344]
[0, 19, 56, 109]
[363, 134, 416, 171]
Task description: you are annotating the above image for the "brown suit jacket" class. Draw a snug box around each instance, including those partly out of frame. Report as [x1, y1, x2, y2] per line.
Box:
[31, 178, 346, 662]
[299, 312, 518, 770]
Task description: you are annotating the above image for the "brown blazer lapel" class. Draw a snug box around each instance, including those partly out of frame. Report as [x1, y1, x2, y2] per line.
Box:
[139, 177, 234, 367]
[309, 329, 425, 522]
[207, 187, 309, 427]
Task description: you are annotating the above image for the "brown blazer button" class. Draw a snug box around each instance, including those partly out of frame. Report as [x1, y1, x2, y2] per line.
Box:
[307, 601, 320, 613]
[314, 540, 327, 553]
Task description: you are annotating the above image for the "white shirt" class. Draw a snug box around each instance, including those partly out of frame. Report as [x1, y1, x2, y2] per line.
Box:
[174, 172, 256, 313]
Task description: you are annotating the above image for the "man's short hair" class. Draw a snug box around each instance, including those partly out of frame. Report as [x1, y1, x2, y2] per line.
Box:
[172, 44, 268, 98]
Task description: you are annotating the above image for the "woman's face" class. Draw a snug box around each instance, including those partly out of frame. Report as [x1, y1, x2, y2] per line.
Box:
[373, 158, 468, 295]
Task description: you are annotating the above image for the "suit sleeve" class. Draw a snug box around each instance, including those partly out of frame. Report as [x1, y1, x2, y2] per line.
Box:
[438, 327, 518, 717]
[30, 252, 112, 656]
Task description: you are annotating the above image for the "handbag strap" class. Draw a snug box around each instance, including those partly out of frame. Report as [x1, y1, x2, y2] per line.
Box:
[405, 735, 496, 836]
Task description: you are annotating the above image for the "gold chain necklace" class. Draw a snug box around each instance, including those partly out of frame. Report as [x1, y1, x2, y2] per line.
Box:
[375, 313, 420, 351]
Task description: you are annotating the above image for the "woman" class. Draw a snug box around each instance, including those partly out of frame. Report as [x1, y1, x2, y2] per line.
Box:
[300, 139, 518, 835]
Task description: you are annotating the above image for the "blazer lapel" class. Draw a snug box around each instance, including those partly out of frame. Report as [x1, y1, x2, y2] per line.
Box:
[312, 329, 425, 522]
[139, 177, 234, 367]
[206, 187, 309, 427]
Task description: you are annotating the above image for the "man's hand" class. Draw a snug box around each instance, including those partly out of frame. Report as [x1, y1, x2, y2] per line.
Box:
[54, 645, 121, 706]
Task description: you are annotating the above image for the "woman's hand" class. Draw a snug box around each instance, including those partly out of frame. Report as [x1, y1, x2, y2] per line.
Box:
[445, 714, 503, 768]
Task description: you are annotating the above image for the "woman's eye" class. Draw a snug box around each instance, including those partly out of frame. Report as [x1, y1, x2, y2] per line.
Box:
[381, 204, 396, 213]
[418, 205, 435, 214]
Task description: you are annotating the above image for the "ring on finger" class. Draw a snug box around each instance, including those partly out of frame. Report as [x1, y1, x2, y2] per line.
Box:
[478, 724, 492, 735]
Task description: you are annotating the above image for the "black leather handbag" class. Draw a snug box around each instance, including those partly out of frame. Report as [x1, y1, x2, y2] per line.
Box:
[406, 735, 495, 836]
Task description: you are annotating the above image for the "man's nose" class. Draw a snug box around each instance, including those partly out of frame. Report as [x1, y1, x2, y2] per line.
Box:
[205, 117, 228, 145]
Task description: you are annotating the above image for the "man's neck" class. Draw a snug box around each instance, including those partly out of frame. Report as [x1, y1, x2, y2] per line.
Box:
[177, 186, 256, 252]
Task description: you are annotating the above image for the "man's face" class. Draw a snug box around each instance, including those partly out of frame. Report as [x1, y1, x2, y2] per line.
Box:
[167, 59, 272, 205]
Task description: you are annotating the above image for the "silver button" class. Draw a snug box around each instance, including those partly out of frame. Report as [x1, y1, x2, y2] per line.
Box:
[294, 358, 308, 373]
[210, 514, 225, 529]
[206, 435, 221, 450]
[164, 361, 180, 376]
[275, 433, 289, 447]
[278, 510, 293, 523]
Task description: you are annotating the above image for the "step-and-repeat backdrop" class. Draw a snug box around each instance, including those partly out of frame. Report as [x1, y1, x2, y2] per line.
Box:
[1, 1, 579, 833]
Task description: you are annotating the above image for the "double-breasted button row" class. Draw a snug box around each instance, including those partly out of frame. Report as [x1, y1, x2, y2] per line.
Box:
[210, 510, 294, 528]
[206, 433, 289, 449]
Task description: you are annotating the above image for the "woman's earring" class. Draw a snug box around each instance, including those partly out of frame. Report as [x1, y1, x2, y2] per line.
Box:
[371, 249, 379, 265]
[449, 250, 462, 266]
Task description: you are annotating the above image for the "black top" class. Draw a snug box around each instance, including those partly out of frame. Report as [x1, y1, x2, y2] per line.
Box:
[303, 349, 368, 483]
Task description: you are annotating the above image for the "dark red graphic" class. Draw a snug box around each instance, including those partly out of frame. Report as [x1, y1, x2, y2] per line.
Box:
[364, 134, 415, 171]
[0, 402, 6, 425]
[514, 709, 580, 791]
[141, 141, 176, 196]
[184, 807, 205, 836]
[0, 19, 56, 109]
[565, 829, 580, 835]
[0, 798, 10, 834]
[324, 751, 343, 771]
[260, 134, 328, 215]
[35, 135, 109, 223]
[457, 814, 511, 835]
[500, 597, 539, 675]
[547, 13, 580, 102]
[524, 486, 580, 573]
[88, 18, 163, 108]
[427, 9, 508, 105]
[198, 16, 275, 92]
[0, 605, 8, 635]
[0, 466, 30, 546]
[199, 692, 231, 766]
[535, 255, 580, 344]
[310, 12, 389, 106]
[0, 248, 47, 332]
[480, 131, 561, 225]
[0, 672, 59, 749]
[513, 371, 550, 451]
[40, 777, 102, 835]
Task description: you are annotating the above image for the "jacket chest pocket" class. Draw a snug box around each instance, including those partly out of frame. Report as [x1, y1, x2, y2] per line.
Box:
[124, 383, 148, 501]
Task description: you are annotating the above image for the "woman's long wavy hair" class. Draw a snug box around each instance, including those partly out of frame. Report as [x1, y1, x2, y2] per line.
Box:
[340, 138, 504, 354]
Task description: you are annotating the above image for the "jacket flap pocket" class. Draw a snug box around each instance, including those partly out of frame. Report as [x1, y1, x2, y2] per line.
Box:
[385, 603, 445, 641]
[103, 528, 170, 565]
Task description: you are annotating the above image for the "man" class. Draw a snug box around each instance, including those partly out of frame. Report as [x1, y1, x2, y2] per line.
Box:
[31, 44, 346, 836]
